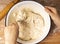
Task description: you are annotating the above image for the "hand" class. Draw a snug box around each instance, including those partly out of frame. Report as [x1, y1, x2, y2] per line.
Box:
[4, 23, 19, 44]
[45, 6, 60, 34]
[45, 6, 60, 27]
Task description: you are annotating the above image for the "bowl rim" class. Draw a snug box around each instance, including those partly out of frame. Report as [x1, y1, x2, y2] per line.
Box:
[5, 1, 51, 44]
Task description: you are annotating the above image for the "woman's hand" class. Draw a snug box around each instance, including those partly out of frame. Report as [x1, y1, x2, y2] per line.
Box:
[45, 6, 60, 27]
[4, 23, 19, 44]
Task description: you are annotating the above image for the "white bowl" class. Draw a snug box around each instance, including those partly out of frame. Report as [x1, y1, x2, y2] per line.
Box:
[5, 1, 51, 44]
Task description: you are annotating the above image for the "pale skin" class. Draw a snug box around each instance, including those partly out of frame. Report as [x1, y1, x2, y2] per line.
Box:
[4, 23, 19, 44]
[0, 6, 60, 44]
[45, 6, 60, 27]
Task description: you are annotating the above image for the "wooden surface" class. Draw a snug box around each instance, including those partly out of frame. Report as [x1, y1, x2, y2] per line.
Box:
[0, 0, 60, 44]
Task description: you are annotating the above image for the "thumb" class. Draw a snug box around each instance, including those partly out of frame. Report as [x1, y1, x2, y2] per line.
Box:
[4, 23, 19, 44]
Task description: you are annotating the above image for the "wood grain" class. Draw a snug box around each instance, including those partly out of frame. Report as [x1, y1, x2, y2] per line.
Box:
[0, 0, 19, 20]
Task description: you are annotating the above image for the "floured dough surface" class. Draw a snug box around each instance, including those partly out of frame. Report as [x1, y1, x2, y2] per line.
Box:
[9, 7, 44, 41]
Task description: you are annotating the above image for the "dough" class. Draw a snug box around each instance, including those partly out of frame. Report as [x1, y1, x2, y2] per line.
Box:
[12, 8, 44, 41]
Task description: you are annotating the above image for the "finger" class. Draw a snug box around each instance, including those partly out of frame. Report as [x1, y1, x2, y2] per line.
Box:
[4, 23, 19, 37]
[45, 6, 57, 14]
[45, 6, 59, 19]
[10, 22, 19, 30]
[45, 7, 54, 17]
[4, 23, 19, 44]
[45, 7, 58, 22]
[45, 6, 60, 26]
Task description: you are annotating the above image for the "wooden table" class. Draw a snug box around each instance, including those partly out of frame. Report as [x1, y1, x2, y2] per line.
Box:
[0, 0, 60, 44]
